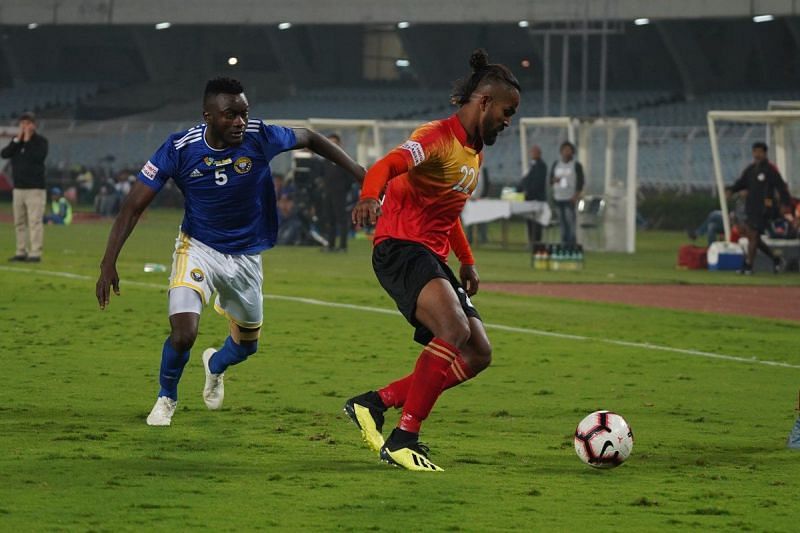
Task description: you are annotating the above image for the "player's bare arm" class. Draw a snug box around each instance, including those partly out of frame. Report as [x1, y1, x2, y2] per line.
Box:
[96, 180, 157, 309]
[459, 264, 480, 296]
[450, 221, 479, 295]
[292, 127, 366, 182]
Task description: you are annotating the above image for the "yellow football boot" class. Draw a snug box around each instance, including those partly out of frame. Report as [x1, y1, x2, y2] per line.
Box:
[380, 429, 444, 472]
[343, 392, 386, 453]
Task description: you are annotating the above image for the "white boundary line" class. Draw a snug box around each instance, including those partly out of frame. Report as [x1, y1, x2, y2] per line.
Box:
[3, 265, 798, 370]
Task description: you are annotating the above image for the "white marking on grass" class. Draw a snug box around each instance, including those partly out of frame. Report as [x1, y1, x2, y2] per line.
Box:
[2, 265, 798, 370]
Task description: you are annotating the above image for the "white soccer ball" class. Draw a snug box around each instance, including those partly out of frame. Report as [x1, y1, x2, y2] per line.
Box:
[574, 410, 634, 468]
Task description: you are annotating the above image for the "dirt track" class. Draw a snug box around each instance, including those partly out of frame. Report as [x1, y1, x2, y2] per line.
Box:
[482, 282, 800, 322]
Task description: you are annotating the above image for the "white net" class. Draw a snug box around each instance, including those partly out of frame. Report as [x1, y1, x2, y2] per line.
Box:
[767, 101, 800, 192]
[708, 109, 800, 240]
[519, 117, 638, 253]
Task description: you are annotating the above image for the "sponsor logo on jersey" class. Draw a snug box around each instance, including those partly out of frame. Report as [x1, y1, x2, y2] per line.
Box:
[234, 156, 253, 174]
[400, 140, 425, 166]
[141, 161, 159, 180]
[190, 169, 203, 178]
[203, 156, 233, 167]
[190, 268, 205, 282]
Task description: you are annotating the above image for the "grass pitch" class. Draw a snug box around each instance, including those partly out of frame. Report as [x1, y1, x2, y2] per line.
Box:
[0, 207, 798, 531]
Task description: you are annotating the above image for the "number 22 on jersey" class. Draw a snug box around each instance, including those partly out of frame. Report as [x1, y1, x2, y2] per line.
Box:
[453, 165, 477, 194]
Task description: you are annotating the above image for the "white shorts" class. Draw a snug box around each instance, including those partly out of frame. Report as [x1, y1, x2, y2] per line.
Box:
[169, 231, 264, 329]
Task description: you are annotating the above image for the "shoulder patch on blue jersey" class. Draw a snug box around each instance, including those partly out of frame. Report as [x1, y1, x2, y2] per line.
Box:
[141, 161, 159, 180]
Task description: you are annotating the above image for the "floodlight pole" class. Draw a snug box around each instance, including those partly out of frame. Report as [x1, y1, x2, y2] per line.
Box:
[707, 113, 732, 242]
[560, 34, 569, 116]
[543, 33, 551, 116]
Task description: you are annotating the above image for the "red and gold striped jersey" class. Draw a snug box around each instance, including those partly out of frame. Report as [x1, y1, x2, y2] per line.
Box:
[364, 114, 483, 262]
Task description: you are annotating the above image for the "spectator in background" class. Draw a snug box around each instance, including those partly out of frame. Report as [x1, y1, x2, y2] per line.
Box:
[726, 141, 792, 274]
[688, 210, 724, 246]
[550, 141, 584, 245]
[273, 172, 285, 198]
[114, 169, 135, 199]
[321, 134, 355, 252]
[94, 182, 120, 217]
[277, 192, 303, 245]
[517, 144, 548, 248]
[76, 165, 95, 204]
[43, 187, 72, 225]
[688, 199, 746, 246]
[2, 112, 49, 262]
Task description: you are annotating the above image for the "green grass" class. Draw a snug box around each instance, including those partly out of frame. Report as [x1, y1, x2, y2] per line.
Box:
[467, 220, 800, 285]
[1, 207, 799, 532]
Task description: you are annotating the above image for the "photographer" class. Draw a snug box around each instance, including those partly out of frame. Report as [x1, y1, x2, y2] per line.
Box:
[2, 112, 49, 263]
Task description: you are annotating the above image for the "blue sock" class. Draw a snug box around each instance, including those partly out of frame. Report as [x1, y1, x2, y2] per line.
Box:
[158, 337, 191, 400]
[209, 336, 258, 374]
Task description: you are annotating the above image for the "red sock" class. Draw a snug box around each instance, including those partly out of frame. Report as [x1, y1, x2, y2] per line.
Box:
[378, 355, 476, 409]
[378, 374, 413, 409]
[445, 355, 476, 388]
[398, 338, 459, 433]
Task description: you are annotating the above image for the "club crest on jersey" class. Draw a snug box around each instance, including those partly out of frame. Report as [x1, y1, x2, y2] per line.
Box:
[234, 156, 253, 174]
[190, 268, 205, 282]
[204, 156, 232, 167]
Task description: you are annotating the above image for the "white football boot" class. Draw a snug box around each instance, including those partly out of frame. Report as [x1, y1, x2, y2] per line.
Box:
[202, 348, 225, 410]
[146, 396, 177, 426]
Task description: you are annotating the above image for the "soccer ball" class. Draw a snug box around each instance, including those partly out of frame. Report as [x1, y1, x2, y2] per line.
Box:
[574, 410, 634, 468]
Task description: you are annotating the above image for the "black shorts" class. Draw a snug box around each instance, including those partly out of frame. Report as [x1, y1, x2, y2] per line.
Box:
[744, 213, 767, 233]
[372, 239, 481, 345]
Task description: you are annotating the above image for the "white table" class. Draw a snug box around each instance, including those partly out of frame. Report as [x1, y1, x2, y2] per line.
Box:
[462, 199, 551, 226]
[461, 200, 552, 247]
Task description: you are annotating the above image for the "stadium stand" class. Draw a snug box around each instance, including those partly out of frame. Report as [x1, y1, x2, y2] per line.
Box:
[2, 17, 799, 188]
[0, 82, 99, 119]
[31, 89, 793, 188]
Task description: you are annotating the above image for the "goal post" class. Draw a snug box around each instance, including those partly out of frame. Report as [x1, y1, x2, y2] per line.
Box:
[707, 110, 800, 242]
[306, 118, 380, 167]
[518, 117, 638, 253]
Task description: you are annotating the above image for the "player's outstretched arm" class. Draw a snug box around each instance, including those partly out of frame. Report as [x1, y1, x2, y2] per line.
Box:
[96, 181, 157, 310]
[291, 128, 366, 182]
[352, 151, 410, 227]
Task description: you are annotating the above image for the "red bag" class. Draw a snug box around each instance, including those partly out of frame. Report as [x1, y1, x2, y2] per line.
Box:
[677, 245, 708, 270]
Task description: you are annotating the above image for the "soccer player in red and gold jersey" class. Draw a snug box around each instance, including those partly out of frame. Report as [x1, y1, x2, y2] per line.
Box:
[344, 49, 520, 471]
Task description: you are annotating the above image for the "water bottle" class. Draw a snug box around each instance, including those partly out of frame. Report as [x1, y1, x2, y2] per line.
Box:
[144, 263, 168, 273]
[551, 246, 561, 271]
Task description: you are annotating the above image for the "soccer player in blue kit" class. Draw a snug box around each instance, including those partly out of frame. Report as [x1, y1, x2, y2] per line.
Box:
[96, 78, 365, 426]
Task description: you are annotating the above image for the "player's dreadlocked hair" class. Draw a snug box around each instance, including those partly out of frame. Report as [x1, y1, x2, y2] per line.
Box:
[450, 48, 520, 106]
[204, 77, 244, 102]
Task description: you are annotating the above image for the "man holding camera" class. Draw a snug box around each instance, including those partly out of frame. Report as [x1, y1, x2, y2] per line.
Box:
[2, 112, 49, 263]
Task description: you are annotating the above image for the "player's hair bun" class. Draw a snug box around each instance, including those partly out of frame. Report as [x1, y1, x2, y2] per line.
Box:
[470, 48, 489, 72]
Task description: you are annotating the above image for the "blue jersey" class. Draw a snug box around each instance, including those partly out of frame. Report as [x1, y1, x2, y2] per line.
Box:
[138, 120, 296, 255]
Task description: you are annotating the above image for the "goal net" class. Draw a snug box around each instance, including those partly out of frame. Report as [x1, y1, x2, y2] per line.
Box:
[268, 119, 421, 180]
[707, 109, 800, 241]
[518, 117, 638, 253]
